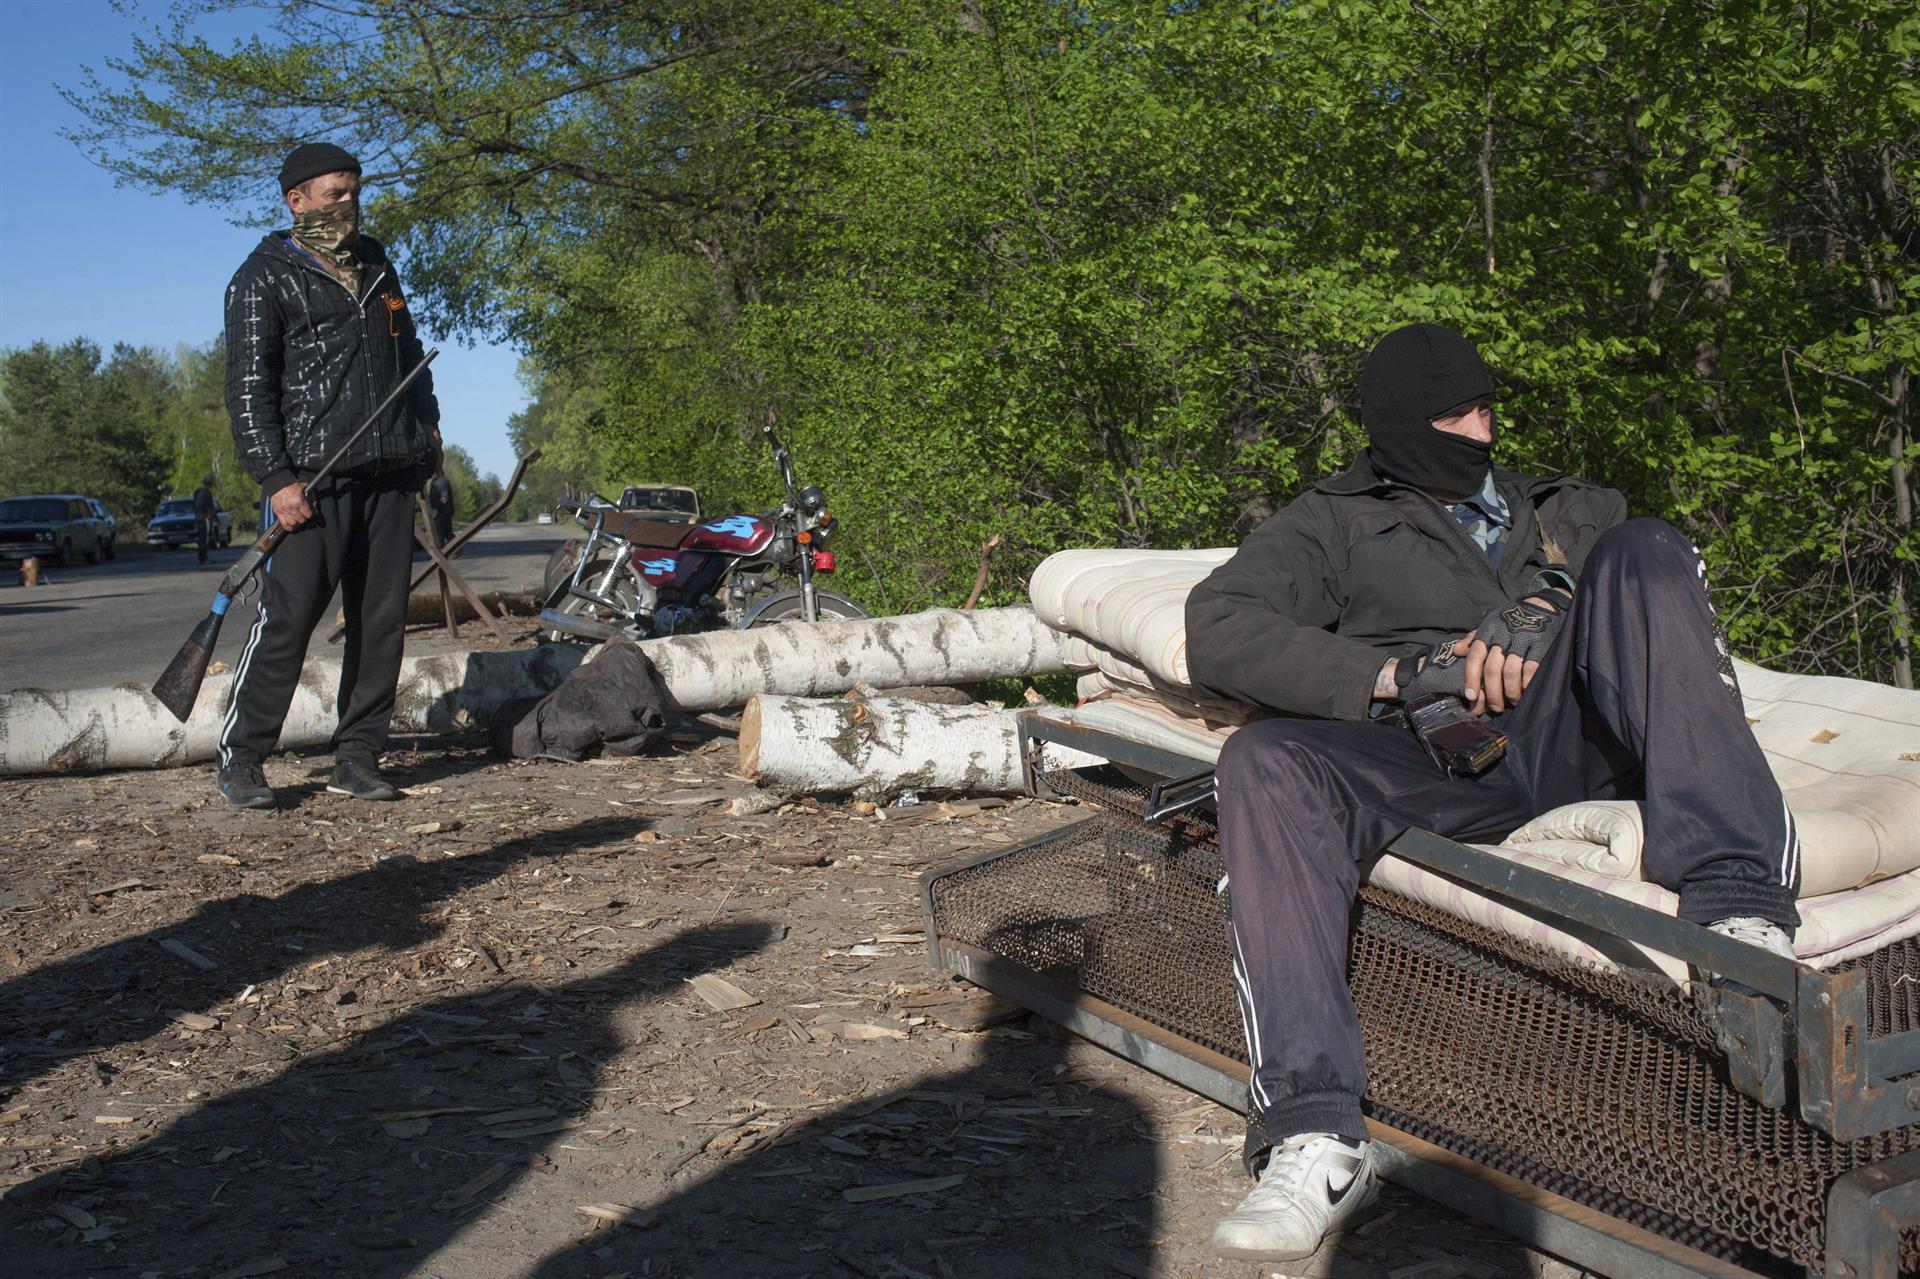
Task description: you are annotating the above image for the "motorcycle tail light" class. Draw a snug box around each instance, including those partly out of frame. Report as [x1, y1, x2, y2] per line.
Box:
[813, 551, 836, 573]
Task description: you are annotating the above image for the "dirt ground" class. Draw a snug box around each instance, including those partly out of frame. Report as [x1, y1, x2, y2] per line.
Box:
[0, 633, 1592, 1278]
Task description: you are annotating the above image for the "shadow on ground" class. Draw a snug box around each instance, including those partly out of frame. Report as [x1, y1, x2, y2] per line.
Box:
[0, 916, 1177, 1279]
[0, 920, 781, 1278]
[0, 816, 634, 1094]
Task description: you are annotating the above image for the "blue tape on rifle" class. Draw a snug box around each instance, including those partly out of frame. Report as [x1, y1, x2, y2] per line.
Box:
[211, 593, 232, 616]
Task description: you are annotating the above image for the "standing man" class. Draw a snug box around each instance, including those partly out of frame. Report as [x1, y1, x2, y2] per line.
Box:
[427, 463, 456, 548]
[217, 142, 442, 809]
[1187, 323, 1799, 1263]
[191, 475, 218, 565]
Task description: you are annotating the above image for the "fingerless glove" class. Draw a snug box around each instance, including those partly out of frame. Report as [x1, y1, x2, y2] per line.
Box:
[1395, 640, 1470, 701]
[1473, 586, 1572, 663]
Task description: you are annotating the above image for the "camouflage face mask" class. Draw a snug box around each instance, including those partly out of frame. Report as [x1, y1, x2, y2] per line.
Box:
[290, 198, 363, 291]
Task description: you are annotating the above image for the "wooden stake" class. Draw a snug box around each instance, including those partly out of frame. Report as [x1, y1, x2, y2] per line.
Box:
[962, 535, 1002, 610]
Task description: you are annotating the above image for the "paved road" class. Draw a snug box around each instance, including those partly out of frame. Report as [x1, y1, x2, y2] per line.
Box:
[0, 522, 575, 691]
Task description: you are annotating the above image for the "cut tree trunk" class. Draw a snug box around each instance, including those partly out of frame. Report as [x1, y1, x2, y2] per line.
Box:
[0, 645, 587, 775]
[738, 693, 1103, 798]
[0, 606, 1090, 775]
[639, 606, 1089, 708]
[400, 590, 540, 627]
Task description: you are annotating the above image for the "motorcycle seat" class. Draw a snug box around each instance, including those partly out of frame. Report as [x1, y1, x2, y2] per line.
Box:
[597, 509, 694, 549]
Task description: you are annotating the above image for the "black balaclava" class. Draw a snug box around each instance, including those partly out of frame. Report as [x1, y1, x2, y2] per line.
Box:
[1357, 323, 1496, 498]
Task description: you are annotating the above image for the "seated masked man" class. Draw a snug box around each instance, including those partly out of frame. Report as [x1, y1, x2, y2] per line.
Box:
[1185, 323, 1800, 1263]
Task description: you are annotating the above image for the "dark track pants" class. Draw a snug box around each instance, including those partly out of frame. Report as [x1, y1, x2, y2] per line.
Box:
[1214, 519, 1801, 1149]
[219, 467, 419, 769]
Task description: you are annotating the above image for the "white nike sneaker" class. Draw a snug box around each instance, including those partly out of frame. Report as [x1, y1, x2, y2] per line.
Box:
[1707, 916, 1795, 960]
[1210, 1131, 1379, 1263]
[1703, 916, 1796, 998]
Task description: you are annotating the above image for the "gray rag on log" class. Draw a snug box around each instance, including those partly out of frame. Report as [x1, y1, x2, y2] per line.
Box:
[489, 637, 671, 760]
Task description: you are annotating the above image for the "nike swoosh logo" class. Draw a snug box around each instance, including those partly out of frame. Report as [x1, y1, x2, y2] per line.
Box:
[1322, 1153, 1363, 1206]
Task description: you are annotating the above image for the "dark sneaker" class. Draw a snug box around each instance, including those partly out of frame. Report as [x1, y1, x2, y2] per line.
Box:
[327, 757, 399, 801]
[218, 762, 276, 810]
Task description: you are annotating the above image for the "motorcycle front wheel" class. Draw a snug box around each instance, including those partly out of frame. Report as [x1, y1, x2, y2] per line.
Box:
[741, 589, 870, 628]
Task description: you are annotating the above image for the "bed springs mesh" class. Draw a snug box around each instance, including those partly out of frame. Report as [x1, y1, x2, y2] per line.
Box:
[924, 767, 1920, 1275]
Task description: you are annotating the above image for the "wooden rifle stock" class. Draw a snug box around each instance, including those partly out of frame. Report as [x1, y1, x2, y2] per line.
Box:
[149, 349, 439, 722]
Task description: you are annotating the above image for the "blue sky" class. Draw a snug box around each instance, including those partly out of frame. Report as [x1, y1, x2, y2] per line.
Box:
[0, 0, 525, 482]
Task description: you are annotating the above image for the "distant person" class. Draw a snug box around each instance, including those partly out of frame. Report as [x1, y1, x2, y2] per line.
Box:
[217, 142, 442, 809]
[192, 476, 217, 565]
[427, 464, 455, 548]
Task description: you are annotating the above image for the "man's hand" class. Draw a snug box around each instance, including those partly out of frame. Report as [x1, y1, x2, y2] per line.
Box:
[270, 482, 314, 530]
[1463, 638, 1535, 714]
[1462, 591, 1570, 714]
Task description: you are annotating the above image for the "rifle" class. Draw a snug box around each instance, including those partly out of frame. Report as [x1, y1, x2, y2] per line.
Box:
[150, 348, 440, 722]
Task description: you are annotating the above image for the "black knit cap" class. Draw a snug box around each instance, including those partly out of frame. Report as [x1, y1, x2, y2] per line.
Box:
[278, 142, 361, 193]
[1358, 323, 1497, 495]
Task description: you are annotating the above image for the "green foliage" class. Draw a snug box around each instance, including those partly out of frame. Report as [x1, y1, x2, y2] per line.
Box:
[437, 444, 503, 524]
[0, 335, 504, 538]
[0, 339, 183, 528]
[65, 0, 1920, 682]
[147, 341, 258, 529]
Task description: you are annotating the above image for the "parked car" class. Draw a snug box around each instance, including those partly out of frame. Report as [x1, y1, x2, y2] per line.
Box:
[147, 497, 234, 550]
[85, 498, 117, 560]
[0, 494, 116, 564]
[616, 484, 702, 524]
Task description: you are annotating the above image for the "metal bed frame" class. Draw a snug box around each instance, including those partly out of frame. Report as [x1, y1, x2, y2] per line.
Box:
[918, 709, 1920, 1279]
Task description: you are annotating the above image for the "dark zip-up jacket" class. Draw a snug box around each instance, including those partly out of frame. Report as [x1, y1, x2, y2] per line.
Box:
[1186, 450, 1627, 722]
[223, 231, 440, 498]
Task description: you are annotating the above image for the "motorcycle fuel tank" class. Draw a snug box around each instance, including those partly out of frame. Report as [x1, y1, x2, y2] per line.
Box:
[680, 514, 774, 555]
[632, 551, 700, 591]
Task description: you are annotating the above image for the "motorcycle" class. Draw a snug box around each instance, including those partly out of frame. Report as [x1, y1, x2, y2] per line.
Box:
[539, 425, 870, 643]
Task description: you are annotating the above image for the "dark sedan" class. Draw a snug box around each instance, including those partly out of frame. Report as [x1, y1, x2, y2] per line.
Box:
[147, 498, 234, 550]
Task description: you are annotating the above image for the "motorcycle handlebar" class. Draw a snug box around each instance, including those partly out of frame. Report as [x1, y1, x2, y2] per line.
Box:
[762, 426, 799, 507]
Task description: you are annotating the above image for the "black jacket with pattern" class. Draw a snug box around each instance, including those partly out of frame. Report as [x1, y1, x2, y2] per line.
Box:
[223, 231, 440, 498]
[1185, 449, 1628, 722]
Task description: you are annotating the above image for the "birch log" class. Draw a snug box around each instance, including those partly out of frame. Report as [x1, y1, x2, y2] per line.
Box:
[0, 645, 588, 776]
[398, 589, 540, 626]
[0, 606, 1091, 775]
[637, 606, 1090, 708]
[739, 694, 1104, 797]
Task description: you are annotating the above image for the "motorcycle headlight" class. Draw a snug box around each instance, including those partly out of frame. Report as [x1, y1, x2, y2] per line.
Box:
[797, 485, 825, 514]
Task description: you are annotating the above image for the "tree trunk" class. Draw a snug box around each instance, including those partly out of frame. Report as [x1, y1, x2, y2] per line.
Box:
[739, 693, 1101, 798]
[1478, 44, 1497, 275]
[397, 589, 539, 627]
[1866, 144, 1913, 688]
[0, 607, 1090, 775]
[640, 606, 1088, 709]
[1886, 361, 1913, 689]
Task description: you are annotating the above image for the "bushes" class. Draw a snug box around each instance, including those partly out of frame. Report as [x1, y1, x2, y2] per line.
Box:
[70, 0, 1918, 682]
